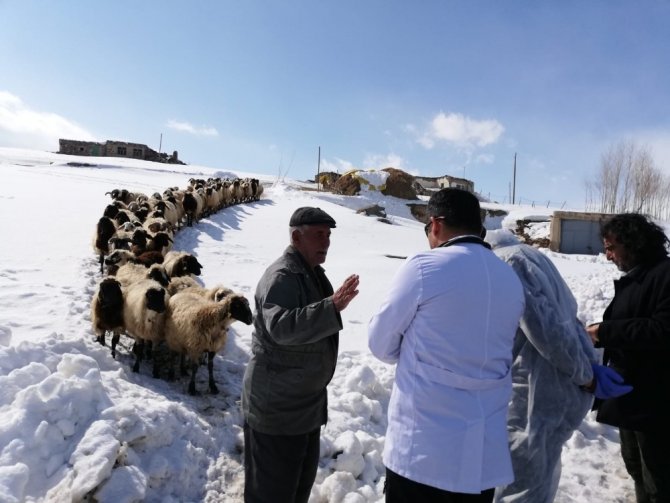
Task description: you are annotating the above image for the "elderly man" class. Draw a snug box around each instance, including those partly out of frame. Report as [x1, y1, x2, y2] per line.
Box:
[242, 206, 359, 503]
[368, 188, 525, 503]
[587, 213, 670, 503]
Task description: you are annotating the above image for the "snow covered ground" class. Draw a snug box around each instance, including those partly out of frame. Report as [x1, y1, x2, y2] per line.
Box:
[0, 147, 634, 502]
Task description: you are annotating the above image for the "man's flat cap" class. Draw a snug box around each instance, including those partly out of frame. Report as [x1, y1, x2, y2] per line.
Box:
[289, 207, 337, 228]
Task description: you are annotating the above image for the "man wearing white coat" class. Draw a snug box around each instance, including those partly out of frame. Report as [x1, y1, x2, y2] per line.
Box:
[368, 188, 525, 502]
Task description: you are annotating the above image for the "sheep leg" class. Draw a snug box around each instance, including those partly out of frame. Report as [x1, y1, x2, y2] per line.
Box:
[111, 331, 120, 359]
[180, 354, 189, 376]
[99, 253, 104, 274]
[207, 351, 219, 394]
[167, 350, 178, 381]
[145, 340, 153, 360]
[132, 340, 144, 373]
[96, 331, 106, 347]
[188, 361, 198, 395]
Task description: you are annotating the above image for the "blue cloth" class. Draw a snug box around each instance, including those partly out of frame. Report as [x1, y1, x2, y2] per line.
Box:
[592, 364, 633, 399]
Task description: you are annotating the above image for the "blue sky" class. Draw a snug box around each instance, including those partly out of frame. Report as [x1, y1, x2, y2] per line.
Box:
[2, 1, 669, 208]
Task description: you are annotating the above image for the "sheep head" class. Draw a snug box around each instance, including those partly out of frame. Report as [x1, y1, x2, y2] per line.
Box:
[147, 265, 171, 288]
[98, 278, 124, 311]
[173, 255, 203, 277]
[145, 287, 167, 314]
[228, 295, 253, 325]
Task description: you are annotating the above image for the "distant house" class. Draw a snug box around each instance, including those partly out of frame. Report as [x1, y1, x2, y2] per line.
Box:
[58, 139, 184, 164]
[414, 174, 474, 193]
[549, 211, 610, 255]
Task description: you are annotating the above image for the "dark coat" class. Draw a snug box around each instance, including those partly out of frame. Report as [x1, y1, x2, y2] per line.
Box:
[595, 256, 670, 431]
[241, 246, 343, 435]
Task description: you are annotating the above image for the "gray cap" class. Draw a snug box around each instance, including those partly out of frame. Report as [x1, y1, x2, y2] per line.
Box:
[289, 207, 336, 228]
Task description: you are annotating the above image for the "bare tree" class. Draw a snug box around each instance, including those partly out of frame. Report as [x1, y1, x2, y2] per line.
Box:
[586, 140, 669, 219]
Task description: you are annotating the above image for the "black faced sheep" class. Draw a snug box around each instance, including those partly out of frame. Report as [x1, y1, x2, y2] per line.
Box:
[182, 192, 202, 227]
[164, 291, 252, 394]
[145, 231, 173, 256]
[165, 277, 231, 302]
[92, 216, 118, 274]
[90, 277, 125, 358]
[104, 249, 136, 275]
[166, 275, 202, 296]
[116, 263, 171, 289]
[122, 278, 170, 376]
[163, 251, 203, 278]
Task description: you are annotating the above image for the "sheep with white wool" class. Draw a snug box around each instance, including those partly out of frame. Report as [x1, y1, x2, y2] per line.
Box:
[122, 278, 170, 376]
[163, 251, 203, 278]
[115, 262, 171, 289]
[166, 276, 232, 302]
[104, 249, 136, 275]
[164, 291, 252, 394]
[90, 277, 125, 358]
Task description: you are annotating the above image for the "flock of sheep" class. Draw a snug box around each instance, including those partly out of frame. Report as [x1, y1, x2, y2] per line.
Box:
[90, 176, 263, 394]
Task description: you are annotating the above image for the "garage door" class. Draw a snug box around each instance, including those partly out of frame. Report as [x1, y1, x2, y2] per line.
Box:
[560, 219, 604, 255]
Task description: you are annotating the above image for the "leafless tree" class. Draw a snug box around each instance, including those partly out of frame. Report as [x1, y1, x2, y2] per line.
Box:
[585, 140, 670, 219]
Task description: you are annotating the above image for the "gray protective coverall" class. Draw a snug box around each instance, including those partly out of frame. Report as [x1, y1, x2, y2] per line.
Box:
[241, 245, 343, 435]
[487, 230, 598, 503]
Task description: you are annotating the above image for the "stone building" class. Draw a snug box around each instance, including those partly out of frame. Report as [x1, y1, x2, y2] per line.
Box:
[414, 174, 474, 193]
[58, 139, 183, 164]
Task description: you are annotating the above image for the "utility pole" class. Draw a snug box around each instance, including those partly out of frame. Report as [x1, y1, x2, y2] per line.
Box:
[512, 152, 517, 205]
[159, 133, 163, 155]
[317, 146, 321, 192]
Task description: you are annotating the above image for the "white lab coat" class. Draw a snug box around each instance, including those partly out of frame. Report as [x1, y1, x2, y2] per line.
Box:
[487, 230, 597, 503]
[368, 239, 525, 494]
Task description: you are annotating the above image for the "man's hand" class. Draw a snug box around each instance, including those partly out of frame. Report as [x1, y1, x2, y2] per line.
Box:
[586, 323, 600, 345]
[332, 274, 360, 312]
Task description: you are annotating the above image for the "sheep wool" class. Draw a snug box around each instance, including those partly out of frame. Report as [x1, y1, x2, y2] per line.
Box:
[90, 277, 125, 358]
[165, 291, 252, 394]
[122, 278, 170, 375]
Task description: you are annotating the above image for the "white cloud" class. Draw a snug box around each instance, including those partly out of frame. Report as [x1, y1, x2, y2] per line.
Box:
[0, 91, 96, 149]
[475, 153, 495, 164]
[166, 119, 218, 137]
[319, 157, 355, 174]
[362, 153, 406, 170]
[419, 112, 504, 149]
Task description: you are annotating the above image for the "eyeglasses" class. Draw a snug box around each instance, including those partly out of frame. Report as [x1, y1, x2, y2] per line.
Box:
[424, 216, 445, 236]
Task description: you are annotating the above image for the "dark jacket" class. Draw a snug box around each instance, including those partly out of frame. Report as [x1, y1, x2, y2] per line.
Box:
[595, 256, 670, 431]
[241, 246, 343, 435]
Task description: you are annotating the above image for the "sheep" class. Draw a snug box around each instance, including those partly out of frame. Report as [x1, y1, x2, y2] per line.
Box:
[145, 231, 173, 256]
[182, 191, 204, 227]
[251, 178, 264, 201]
[104, 249, 136, 275]
[204, 186, 222, 215]
[154, 199, 180, 230]
[166, 275, 202, 296]
[92, 216, 118, 273]
[106, 189, 148, 206]
[164, 291, 253, 394]
[165, 277, 232, 302]
[122, 278, 170, 376]
[163, 251, 203, 278]
[143, 216, 172, 236]
[116, 263, 171, 289]
[90, 277, 125, 358]
[134, 250, 165, 267]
